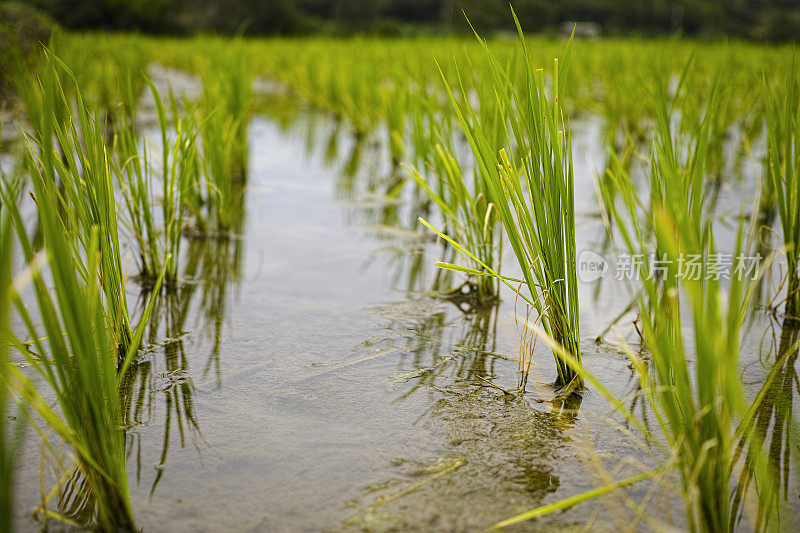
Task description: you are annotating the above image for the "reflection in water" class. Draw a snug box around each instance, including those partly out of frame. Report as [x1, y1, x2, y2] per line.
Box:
[50, 464, 95, 525]
[121, 203, 245, 497]
[182, 232, 244, 385]
[733, 319, 800, 528]
[345, 296, 588, 529]
[262, 101, 451, 296]
[122, 290, 200, 498]
[342, 297, 589, 527]
[389, 301, 502, 404]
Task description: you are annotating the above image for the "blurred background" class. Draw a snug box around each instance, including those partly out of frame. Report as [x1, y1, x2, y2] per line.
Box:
[6, 0, 800, 41]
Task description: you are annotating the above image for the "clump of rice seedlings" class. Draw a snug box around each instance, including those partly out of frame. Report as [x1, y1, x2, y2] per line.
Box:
[420, 12, 581, 391]
[378, 83, 409, 168]
[22, 52, 135, 355]
[597, 59, 723, 342]
[491, 208, 785, 531]
[763, 57, 800, 318]
[409, 143, 500, 304]
[637, 217, 765, 532]
[197, 108, 247, 233]
[115, 82, 200, 286]
[510, 65, 791, 532]
[9, 44, 72, 161]
[37, 33, 147, 118]
[1, 171, 164, 529]
[199, 44, 253, 183]
[0, 172, 23, 533]
[407, 57, 517, 305]
[183, 47, 252, 234]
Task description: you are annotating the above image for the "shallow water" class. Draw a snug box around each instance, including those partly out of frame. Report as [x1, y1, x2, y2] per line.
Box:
[8, 103, 799, 531]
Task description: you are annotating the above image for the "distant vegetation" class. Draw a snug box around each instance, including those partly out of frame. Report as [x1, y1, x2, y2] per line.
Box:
[22, 0, 800, 41]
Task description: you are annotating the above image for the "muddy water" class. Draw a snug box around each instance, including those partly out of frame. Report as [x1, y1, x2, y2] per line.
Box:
[8, 105, 797, 531]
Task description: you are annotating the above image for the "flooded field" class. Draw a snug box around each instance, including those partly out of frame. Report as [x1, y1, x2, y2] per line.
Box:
[2, 27, 799, 533]
[4, 104, 794, 530]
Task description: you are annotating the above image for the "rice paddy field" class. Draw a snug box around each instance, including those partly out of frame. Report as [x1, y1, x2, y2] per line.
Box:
[1, 20, 800, 532]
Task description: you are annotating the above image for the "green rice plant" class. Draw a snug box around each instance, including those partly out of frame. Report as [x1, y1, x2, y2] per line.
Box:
[420, 12, 581, 390]
[198, 108, 246, 233]
[9, 41, 72, 166]
[407, 52, 518, 304]
[525, 63, 793, 532]
[0, 171, 165, 529]
[57, 33, 149, 120]
[597, 58, 723, 344]
[408, 143, 500, 304]
[115, 82, 200, 286]
[764, 56, 800, 318]
[637, 215, 761, 532]
[199, 42, 253, 183]
[378, 82, 409, 168]
[22, 52, 135, 356]
[491, 209, 785, 531]
[0, 168, 23, 533]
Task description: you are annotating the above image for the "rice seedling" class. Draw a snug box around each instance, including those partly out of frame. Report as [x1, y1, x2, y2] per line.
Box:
[408, 143, 500, 304]
[731, 319, 800, 529]
[763, 56, 800, 318]
[378, 82, 409, 168]
[199, 42, 253, 183]
[115, 81, 200, 286]
[596, 58, 724, 343]
[505, 61, 793, 532]
[420, 12, 581, 391]
[8, 41, 71, 166]
[21, 52, 136, 356]
[636, 217, 766, 532]
[406, 58, 518, 304]
[197, 109, 247, 233]
[0, 164, 165, 529]
[490, 204, 786, 531]
[58, 34, 150, 120]
[0, 162, 23, 533]
[179, 48, 252, 235]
